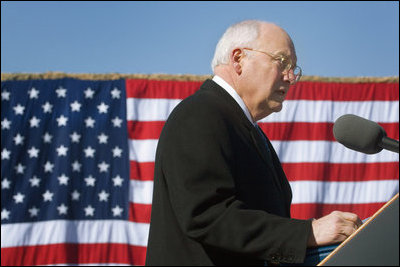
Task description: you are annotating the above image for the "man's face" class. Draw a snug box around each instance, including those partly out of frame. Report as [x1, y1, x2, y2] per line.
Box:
[237, 25, 297, 121]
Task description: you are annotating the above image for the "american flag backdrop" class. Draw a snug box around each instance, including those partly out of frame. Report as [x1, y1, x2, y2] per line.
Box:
[1, 75, 399, 265]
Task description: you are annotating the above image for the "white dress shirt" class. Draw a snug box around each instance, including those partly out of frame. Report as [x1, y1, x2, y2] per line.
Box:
[212, 75, 256, 126]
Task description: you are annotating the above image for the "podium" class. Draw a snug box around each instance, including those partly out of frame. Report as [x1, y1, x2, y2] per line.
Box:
[318, 193, 399, 266]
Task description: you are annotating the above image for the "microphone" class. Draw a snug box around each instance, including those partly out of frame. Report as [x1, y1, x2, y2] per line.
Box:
[333, 114, 399, 154]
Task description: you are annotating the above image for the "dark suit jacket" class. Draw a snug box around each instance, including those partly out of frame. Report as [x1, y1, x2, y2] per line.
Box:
[145, 79, 312, 266]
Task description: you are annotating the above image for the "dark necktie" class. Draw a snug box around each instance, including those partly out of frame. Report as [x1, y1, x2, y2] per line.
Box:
[255, 125, 286, 202]
[255, 125, 272, 157]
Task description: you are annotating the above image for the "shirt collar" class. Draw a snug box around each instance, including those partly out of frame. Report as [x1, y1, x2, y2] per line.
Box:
[212, 75, 257, 126]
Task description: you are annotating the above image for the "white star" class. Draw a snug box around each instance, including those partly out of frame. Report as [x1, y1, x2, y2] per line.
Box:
[56, 87, 67, 98]
[57, 204, 68, 215]
[42, 190, 54, 202]
[98, 161, 109, 173]
[15, 163, 25, 174]
[44, 161, 54, 173]
[1, 118, 11, 130]
[13, 192, 25, 203]
[28, 206, 39, 217]
[98, 190, 110, 202]
[29, 116, 40, 128]
[71, 190, 80, 201]
[70, 132, 81, 143]
[28, 87, 39, 99]
[98, 133, 108, 144]
[56, 145, 68, 156]
[84, 175, 96, 186]
[85, 117, 95, 128]
[56, 115, 68, 127]
[29, 176, 41, 187]
[112, 175, 124, 187]
[72, 160, 82, 172]
[2, 178, 11, 189]
[42, 102, 53, 113]
[27, 146, 39, 158]
[111, 87, 121, 99]
[84, 87, 95, 98]
[43, 132, 53, 143]
[97, 102, 109, 114]
[58, 174, 69, 185]
[1, 90, 10, 101]
[112, 117, 123, 127]
[14, 133, 24, 145]
[112, 146, 123, 157]
[84, 146, 95, 158]
[13, 104, 25, 115]
[84, 205, 95, 217]
[70, 101, 81, 112]
[1, 209, 10, 220]
[112, 205, 123, 217]
[1, 148, 11, 160]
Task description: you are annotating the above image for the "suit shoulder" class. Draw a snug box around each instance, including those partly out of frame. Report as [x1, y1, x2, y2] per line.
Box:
[168, 83, 232, 124]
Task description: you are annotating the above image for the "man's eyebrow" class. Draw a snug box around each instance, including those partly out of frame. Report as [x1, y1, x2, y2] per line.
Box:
[274, 51, 297, 63]
[271, 49, 286, 55]
[270, 51, 289, 59]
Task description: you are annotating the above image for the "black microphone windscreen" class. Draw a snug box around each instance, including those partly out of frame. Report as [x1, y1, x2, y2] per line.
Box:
[333, 114, 386, 154]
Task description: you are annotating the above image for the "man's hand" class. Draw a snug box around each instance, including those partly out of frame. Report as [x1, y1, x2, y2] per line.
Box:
[307, 211, 363, 247]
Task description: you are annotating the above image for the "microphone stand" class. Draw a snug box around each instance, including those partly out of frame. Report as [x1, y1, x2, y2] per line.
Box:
[379, 137, 399, 154]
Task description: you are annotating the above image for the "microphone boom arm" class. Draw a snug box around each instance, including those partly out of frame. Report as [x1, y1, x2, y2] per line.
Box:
[379, 136, 399, 154]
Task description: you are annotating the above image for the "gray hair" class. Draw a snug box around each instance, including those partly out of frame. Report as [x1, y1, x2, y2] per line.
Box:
[211, 20, 261, 72]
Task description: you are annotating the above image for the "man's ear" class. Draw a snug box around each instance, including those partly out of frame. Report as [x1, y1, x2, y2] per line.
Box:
[231, 48, 244, 75]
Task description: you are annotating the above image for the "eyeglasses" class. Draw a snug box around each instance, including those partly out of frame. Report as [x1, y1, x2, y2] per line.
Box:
[243, 48, 302, 85]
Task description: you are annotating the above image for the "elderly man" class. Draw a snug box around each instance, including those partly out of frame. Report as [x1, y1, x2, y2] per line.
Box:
[145, 20, 362, 266]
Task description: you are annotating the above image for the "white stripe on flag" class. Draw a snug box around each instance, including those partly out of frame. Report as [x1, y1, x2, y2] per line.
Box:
[271, 140, 399, 163]
[126, 98, 181, 121]
[290, 180, 399, 204]
[260, 100, 399, 123]
[1, 220, 149, 248]
[128, 139, 399, 163]
[127, 99, 399, 123]
[129, 139, 158, 162]
[129, 180, 154, 204]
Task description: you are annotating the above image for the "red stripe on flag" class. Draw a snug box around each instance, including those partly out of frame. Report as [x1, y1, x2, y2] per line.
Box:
[287, 82, 399, 101]
[126, 79, 202, 99]
[130, 161, 155, 181]
[129, 161, 398, 182]
[261, 122, 399, 141]
[1, 243, 147, 266]
[127, 121, 399, 141]
[261, 122, 335, 141]
[129, 203, 152, 223]
[291, 202, 387, 220]
[128, 120, 165, 140]
[282, 162, 399, 181]
[125, 79, 399, 101]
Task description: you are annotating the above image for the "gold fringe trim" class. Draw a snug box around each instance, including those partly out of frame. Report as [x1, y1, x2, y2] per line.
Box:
[1, 72, 399, 83]
[1, 72, 212, 82]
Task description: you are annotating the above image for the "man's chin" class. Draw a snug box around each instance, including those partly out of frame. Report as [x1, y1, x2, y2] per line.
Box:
[271, 103, 283, 113]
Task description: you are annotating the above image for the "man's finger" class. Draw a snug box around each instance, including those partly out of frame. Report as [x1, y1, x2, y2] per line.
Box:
[340, 212, 362, 226]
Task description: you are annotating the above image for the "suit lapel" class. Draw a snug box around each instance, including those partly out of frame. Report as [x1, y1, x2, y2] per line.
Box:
[256, 129, 293, 215]
[249, 126, 286, 192]
[201, 80, 292, 215]
[202, 80, 284, 180]
[264, 133, 293, 213]
[249, 126, 275, 169]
